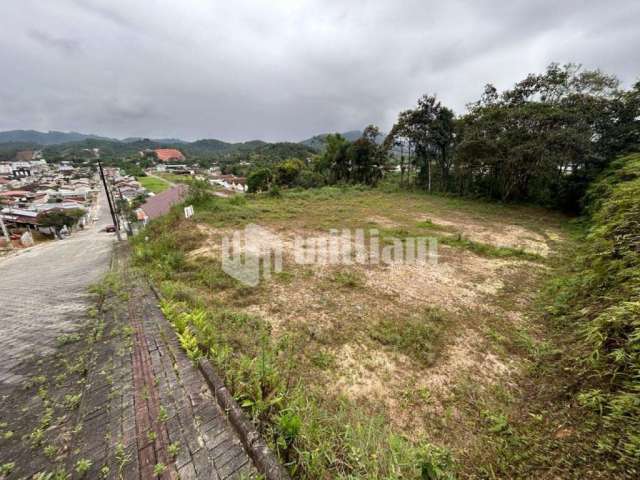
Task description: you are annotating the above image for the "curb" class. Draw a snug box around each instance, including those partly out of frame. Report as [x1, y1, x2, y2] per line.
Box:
[198, 359, 291, 480]
[148, 283, 291, 480]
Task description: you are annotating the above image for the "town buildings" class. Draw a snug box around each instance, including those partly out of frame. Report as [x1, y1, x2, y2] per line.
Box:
[0, 151, 100, 244]
[209, 173, 247, 192]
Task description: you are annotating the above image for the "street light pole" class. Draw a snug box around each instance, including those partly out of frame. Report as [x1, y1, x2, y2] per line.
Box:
[97, 160, 122, 241]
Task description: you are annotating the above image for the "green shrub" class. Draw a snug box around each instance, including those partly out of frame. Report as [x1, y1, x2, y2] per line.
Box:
[553, 153, 640, 470]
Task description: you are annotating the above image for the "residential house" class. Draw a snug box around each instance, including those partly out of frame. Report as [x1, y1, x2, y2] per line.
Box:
[1, 202, 89, 234]
[58, 163, 75, 175]
[156, 164, 192, 175]
[210, 174, 247, 192]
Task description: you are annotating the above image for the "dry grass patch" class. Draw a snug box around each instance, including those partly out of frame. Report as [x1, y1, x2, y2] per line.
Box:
[135, 187, 572, 477]
[188, 220, 538, 442]
[417, 213, 553, 256]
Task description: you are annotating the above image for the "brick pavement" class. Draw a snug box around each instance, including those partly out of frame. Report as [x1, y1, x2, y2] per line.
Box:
[72, 254, 259, 479]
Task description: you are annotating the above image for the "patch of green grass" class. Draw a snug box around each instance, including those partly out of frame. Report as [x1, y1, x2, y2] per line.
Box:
[482, 410, 511, 435]
[399, 386, 432, 408]
[331, 270, 364, 288]
[137, 175, 171, 194]
[369, 308, 447, 365]
[74, 458, 92, 476]
[158, 406, 169, 422]
[308, 350, 336, 370]
[381, 223, 544, 262]
[115, 442, 132, 475]
[0, 462, 15, 476]
[56, 333, 81, 346]
[29, 426, 45, 446]
[274, 270, 294, 283]
[43, 444, 57, 458]
[64, 393, 82, 410]
[33, 468, 71, 480]
[158, 172, 195, 185]
[168, 442, 180, 458]
[89, 272, 124, 298]
[153, 463, 166, 475]
[439, 234, 544, 261]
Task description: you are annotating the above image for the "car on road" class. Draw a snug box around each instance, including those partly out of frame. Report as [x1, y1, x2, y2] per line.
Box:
[103, 225, 116, 233]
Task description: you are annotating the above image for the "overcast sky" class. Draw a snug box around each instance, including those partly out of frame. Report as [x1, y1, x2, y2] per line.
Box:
[1, 1, 638, 142]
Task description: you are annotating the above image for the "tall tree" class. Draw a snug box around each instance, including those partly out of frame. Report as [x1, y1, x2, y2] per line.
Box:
[387, 95, 455, 192]
[456, 63, 627, 209]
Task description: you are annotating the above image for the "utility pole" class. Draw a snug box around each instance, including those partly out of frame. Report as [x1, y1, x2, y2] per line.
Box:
[97, 160, 122, 241]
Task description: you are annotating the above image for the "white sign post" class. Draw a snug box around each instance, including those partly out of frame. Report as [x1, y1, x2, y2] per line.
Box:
[184, 205, 194, 219]
[0, 217, 12, 249]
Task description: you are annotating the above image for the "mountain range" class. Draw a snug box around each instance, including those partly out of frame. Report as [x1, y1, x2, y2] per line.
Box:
[0, 129, 372, 151]
[0, 130, 118, 145]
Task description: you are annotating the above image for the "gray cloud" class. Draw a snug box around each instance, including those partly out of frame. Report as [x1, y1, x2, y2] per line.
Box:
[71, 0, 134, 29]
[28, 30, 82, 54]
[1, 0, 638, 141]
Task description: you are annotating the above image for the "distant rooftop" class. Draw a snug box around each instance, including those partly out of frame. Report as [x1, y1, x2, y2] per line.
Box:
[154, 148, 185, 162]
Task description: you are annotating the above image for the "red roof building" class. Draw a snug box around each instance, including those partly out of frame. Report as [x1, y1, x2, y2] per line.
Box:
[0, 190, 31, 198]
[154, 149, 186, 162]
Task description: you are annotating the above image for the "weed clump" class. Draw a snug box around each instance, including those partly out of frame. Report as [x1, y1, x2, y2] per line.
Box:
[370, 308, 447, 365]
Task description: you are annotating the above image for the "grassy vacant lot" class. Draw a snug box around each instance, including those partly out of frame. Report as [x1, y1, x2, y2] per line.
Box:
[156, 172, 195, 185]
[137, 175, 171, 193]
[133, 186, 586, 478]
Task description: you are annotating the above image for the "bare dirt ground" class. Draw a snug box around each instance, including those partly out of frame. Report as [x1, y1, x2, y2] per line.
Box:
[181, 190, 567, 462]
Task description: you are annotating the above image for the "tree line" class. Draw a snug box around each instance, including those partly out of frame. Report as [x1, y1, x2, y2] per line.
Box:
[246, 125, 387, 193]
[389, 63, 639, 210]
[248, 63, 639, 212]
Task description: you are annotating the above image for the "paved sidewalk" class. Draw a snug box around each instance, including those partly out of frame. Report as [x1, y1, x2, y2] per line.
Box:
[73, 255, 258, 479]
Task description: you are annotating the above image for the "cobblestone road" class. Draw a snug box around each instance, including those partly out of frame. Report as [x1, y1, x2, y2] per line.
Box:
[0, 185, 114, 385]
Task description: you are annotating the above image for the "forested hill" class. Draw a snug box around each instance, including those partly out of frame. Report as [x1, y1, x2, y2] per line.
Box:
[0, 131, 317, 165]
[0, 130, 117, 145]
[300, 130, 364, 150]
[0, 129, 362, 152]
